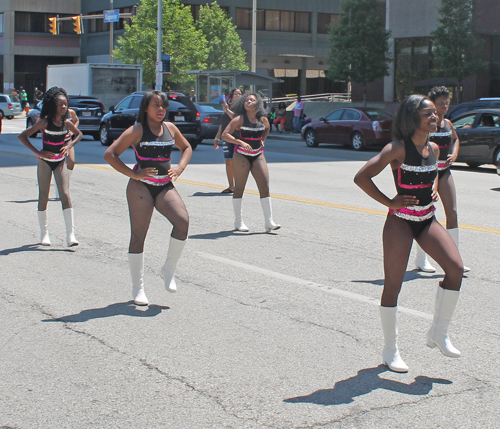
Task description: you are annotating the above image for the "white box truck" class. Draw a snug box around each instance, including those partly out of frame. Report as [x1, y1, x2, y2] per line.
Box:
[46, 63, 143, 112]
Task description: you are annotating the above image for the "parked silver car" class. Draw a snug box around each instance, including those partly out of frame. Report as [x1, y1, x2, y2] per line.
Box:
[0, 93, 23, 119]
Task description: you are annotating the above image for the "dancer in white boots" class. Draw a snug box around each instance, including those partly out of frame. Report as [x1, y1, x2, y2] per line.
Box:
[414, 86, 470, 273]
[18, 86, 82, 247]
[104, 91, 192, 306]
[222, 93, 280, 233]
[354, 95, 464, 372]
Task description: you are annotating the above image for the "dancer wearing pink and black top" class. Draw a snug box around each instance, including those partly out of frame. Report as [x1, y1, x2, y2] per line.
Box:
[414, 86, 470, 273]
[222, 93, 280, 233]
[104, 91, 192, 306]
[354, 95, 463, 373]
[18, 86, 82, 247]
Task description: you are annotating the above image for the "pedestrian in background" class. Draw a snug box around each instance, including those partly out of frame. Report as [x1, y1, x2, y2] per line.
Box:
[18, 86, 82, 247]
[354, 94, 463, 373]
[214, 88, 242, 194]
[104, 90, 192, 306]
[292, 96, 304, 133]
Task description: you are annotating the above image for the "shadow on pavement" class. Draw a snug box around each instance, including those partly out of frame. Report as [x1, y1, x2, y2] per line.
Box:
[351, 269, 444, 286]
[284, 365, 452, 405]
[0, 243, 74, 255]
[42, 301, 170, 323]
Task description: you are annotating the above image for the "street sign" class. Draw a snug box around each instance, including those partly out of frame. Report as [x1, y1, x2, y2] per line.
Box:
[162, 54, 171, 76]
[103, 9, 120, 23]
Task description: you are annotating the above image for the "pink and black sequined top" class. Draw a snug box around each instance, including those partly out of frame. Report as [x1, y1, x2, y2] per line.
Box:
[429, 120, 452, 171]
[133, 122, 174, 187]
[41, 119, 70, 162]
[235, 112, 265, 157]
[389, 139, 438, 222]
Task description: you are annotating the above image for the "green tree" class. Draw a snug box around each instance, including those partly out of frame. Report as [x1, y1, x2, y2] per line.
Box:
[327, 0, 392, 105]
[431, 0, 487, 102]
[196, 2, 248, 71]
[113, 0, 208, 86]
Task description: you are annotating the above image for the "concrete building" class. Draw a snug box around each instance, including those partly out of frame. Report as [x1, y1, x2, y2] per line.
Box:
[0, 0, 81, 98]
[1, 0, 499, 103]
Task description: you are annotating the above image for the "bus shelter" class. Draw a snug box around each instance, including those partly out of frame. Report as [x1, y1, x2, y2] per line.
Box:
[185, 70, 279, 104]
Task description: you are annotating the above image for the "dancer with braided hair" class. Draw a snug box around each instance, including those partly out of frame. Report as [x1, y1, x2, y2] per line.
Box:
[104, 91, 192, 306]
[222, 93, 280, 233]
[18, 86, 82, 247]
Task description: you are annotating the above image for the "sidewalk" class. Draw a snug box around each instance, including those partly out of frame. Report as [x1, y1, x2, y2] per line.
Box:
[267, 130, 303, 142]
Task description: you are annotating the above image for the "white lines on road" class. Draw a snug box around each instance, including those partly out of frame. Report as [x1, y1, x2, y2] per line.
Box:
[197, 252, 432, 320]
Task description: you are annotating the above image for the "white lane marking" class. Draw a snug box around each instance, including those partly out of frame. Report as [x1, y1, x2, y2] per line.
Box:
[197, 252, 432, 320]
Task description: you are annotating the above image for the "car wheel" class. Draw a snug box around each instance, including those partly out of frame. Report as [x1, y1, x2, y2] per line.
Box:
[92, 132, 100, 141]
[351, 132, 365, 151]
[6, 116, 13, 120]
[0, 110, 4, 119]
[27, 119, 38, 138]
[100, 124, 112, 146]
[466, 162, 482, 168]
[305, 129, 318, 147]
[188, 139, 198, 150]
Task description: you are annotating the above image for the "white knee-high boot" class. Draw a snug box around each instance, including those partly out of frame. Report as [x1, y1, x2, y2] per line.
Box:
[427, 286, 461, 357]
[415, 242, 436, 272]
[447, 228, 470, 272]
[37, 210, 51, 246]
[260, 197, 281, 233]
[62, 208, 79, 247]
[380, 306, 409, 373]
[232, 198, 249, 232]
[160, 237, 186, 293]
[128, 253, 149, 306]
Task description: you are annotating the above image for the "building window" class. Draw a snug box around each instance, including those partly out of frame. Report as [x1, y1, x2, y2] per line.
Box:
[394, 37, 433, 101]
[236, 8, 251, 30]
[15, 12, 75, 34]
[236, 8, 309, 33]
[295, 12, 310, 33]
[117, 7, 132, 30]
[265, 10, 280, 31]
[317, 13, 340, 34]
[0, 13, 4, 34]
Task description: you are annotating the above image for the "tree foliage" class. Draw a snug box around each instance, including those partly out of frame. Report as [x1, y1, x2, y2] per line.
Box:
[327, 0, 392, 104]
[113, 0, 208, 85]
[431, 0, 487, 95]
[196, 2, 248, 71]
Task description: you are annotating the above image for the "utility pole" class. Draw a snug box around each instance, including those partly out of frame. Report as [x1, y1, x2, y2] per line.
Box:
[251, 0, 257, 73]
[109, 0, 114, 63]
[156, 0, 163, 90]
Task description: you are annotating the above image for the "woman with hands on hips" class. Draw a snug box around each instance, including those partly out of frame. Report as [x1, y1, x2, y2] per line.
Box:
[104, 90, 192, 306]
[354, 95, 463, 373]
[18, 86, 82, 247]
[222, 93, 280, 233]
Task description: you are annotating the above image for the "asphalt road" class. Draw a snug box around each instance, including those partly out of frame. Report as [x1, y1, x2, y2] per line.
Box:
[1, 116, 499, 428]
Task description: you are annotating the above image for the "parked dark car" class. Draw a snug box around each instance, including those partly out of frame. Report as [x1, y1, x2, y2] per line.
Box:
[26, 95, 105, 140]
[446, 98, 500, 121]
[301, 107, 394, 151]
[99, 91, 201, 148]
[194, 102, 223, 144]
[451, 108, 500, 168]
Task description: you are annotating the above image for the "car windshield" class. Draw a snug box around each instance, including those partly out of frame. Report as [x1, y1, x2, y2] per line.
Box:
[364, 110, 394, 120]
[10, 95, 20, 103]
[69, 99, 102, 108]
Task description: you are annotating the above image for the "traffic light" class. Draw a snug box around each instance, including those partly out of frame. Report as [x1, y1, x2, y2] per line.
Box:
[72, 15, 83, 34]
[48, 17, 58, 35]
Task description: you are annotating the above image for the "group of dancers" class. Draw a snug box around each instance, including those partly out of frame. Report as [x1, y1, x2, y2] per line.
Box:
[20, 86, 466, 372]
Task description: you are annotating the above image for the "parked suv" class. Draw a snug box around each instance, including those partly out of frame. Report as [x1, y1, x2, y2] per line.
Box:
[447, 98, 500, 120]
[26, 95, 105, 140]
[0, 94, 23, 119]
[99, 91, 201, 148]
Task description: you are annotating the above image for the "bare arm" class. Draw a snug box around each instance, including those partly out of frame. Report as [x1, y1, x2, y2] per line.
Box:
[446, 118, 460, 163]
[261, 117, 270, 147]
[18, 119, 49, 157]
[430, 142, 440, 201]
[61, 120, 83, 156]
[104, 124, 156, 180]
[354, 141, 419, 209]
[164, 122, 192, 181]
